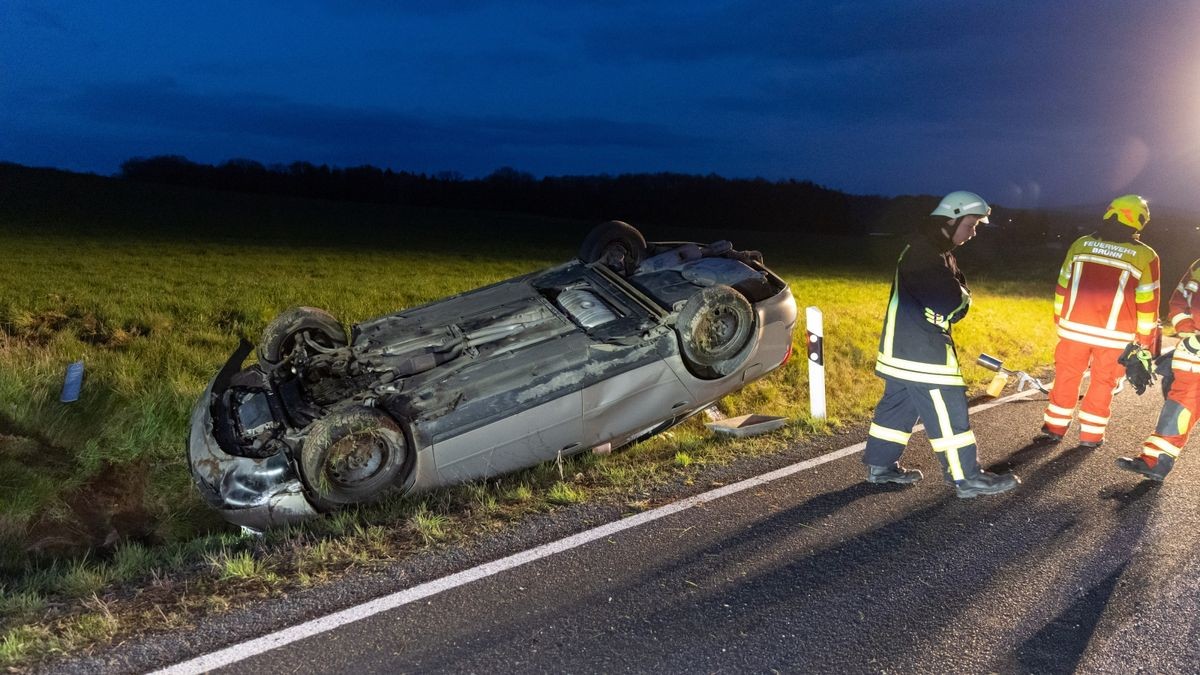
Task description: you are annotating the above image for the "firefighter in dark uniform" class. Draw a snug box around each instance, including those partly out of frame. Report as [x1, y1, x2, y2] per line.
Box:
[863, 191, 1021, 497]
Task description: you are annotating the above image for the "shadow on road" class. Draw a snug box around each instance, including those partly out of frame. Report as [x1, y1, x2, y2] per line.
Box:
[990, 442, 1095, 489]
[1003, 481, 1160, 673]
[366, 431, 1167, 672]
[1013, 563, 1129, 674]
[1098, 480, 1160, 510]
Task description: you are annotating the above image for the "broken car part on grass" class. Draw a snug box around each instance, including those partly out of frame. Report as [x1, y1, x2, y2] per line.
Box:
[188, 221, 798, 530]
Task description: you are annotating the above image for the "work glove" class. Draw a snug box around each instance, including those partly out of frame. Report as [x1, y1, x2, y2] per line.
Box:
[1118, 343, 1155, 396]
[1182, 334, 1200, 353]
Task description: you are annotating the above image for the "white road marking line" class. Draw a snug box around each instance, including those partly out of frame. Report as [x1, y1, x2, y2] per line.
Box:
[153, 387, 1041, 675]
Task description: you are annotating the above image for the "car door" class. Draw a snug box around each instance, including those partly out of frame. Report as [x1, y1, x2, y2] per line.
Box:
[581, 347, 693, 449]
[431, 332, 588, 483]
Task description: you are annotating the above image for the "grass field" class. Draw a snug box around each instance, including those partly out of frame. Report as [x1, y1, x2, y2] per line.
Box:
[0, 230, 1059, 551]
[0, 168, 1062, 665]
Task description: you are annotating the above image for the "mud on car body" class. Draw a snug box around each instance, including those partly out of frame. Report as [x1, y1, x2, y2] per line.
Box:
[188, 222, 798, 530]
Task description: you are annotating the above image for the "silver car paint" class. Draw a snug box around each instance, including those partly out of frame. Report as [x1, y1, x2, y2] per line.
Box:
[188, 383, 318, 528]
[188, 245, 797, 530]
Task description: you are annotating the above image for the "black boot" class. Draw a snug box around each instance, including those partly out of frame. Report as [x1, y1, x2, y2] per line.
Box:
[1115, 455, 1173, 482]
[955, 471, 1020, 498]
[866, 463, 923, 485]
[1034, 426, 1063, 444]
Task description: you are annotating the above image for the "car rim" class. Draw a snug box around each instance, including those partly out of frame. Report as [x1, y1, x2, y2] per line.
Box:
[601, 241, 631, 268]
[697, 307, 741, 356]
[326, 432, 390, 487]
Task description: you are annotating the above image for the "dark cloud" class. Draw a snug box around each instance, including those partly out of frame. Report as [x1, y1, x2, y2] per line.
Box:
[57, 80, 699, 167]
[5, 1, 1200, 207]
[361, 45, 566, 80]
[581, 0, 992, 63]
[15, 2, 67, 33]
[297, 0, 643, 17]
[672, 0, 1196, 156]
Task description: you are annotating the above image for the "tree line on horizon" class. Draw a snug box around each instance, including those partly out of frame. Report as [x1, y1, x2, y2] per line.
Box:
[117, 155, 1171, 260]
[12, 156, 1199, 281]
[117, 155, 941, 236]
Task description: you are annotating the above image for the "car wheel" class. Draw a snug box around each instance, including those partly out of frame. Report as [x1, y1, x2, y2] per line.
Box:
[676, 285, 755, 379]
[579, 220, 647, 276]
[259, 306, 348, 365]
[300, 407, 410, 507]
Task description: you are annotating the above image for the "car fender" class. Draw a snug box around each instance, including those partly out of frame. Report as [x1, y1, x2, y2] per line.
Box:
[188, 380, 319, 530]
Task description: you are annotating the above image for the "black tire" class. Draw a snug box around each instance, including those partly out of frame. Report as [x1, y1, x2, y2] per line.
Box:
[675, 285, 756, 380]
[579, 220, 647, 276]
[258, 307, 347, 365]
[299, 407, 410, 507]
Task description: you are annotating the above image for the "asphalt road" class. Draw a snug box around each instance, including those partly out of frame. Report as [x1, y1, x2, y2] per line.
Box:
[194, 383, 1200, 675]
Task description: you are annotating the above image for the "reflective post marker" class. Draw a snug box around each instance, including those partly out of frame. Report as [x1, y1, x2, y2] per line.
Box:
[806, 306, 826, 419]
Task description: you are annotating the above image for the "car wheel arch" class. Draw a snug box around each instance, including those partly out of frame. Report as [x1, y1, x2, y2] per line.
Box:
[259, 306, 348, 366]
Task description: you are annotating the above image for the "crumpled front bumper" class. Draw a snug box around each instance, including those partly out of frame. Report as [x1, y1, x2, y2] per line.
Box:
[188, 380, 318, 531]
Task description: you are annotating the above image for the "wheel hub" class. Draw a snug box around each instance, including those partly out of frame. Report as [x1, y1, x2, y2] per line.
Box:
[327, 434, 387, 486]
[698, 308, 737, 349]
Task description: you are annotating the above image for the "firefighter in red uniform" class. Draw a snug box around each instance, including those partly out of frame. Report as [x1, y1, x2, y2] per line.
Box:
[1038, 195, 1159, 447]
[1117, 259, 1200, 480]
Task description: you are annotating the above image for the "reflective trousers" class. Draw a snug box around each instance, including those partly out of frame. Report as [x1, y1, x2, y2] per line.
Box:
[1140, 343, 1200, 469]
[864, 378, 981, 483]
[1042, 339, 1125, 444]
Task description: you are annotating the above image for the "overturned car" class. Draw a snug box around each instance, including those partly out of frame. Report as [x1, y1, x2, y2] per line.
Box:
[188, 222, 797, 529]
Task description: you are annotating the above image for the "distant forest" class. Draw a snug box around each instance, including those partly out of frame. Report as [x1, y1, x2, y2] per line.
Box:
[10, 157, 1200, 280]
[117, 155, 941, 236]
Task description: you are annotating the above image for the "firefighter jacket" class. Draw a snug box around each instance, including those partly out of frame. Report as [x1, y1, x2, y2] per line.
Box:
[1167, 258, 1200, 335]
[1053, 234, 1159, 349]
[875, 230, 971, 387]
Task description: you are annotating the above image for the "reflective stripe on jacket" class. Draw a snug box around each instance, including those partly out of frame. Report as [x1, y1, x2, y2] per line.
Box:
[1168, 258, 1200, 335]
[875, 232, 970, 387]
[1054, 235, 1159, 349]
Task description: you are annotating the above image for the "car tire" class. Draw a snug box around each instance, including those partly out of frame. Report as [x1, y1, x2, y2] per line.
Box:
[579, 220, 647, 276]
[676, 284, 756, 379]
[300, 407, 411, 508]
[259, 306, 348, 365]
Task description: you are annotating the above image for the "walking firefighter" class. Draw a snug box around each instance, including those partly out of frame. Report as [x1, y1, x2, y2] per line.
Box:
[863, 191, 1020, 497]
[1117, 258, 1200, 481]
[1039, 195, 1160, 447]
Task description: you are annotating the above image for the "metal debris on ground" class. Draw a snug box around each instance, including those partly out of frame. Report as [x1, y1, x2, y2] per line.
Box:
[705, 413, 788, 438]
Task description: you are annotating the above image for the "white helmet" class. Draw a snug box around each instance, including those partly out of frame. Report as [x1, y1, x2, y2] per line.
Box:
[931, 191, 990, 223]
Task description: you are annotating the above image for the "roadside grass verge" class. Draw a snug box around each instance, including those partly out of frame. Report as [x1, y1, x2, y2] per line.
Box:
[0, 182, 1062, 668]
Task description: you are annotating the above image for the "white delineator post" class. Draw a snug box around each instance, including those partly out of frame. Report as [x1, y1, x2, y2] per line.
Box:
[806, 306, 826, 419]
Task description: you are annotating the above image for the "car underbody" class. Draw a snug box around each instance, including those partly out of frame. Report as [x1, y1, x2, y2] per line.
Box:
[189, 223, 797, 530]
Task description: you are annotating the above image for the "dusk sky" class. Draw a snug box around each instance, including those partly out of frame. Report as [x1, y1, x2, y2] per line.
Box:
[4, 1, 1200, 210]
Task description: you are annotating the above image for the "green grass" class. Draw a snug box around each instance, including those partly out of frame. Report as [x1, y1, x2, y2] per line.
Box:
[207, 548, 278, 583]
[408, 504, 451, 545]
[0, 220, 1057, 572]
[545, 481, 587, 505]
[54, 558, 114, 599]
[0, 587, 46, 620]
[111, 543, 156, 583]
[0, 232, 564, 561]
[464, 483, 499, 514]
[505, 482, 535, 504]
[0, 170, 1066, 668]
[0, 625, 45, 664]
